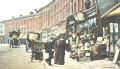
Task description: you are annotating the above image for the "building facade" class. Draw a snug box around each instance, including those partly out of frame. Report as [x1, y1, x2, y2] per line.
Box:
[0, 22, 5, 36]
[4, 14, 42, 35]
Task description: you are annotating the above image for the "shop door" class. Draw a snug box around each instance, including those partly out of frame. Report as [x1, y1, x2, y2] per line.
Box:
[109, 23, 119, 52]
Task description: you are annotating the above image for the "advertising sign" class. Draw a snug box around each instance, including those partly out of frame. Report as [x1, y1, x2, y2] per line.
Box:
[42, 33, 48, 42]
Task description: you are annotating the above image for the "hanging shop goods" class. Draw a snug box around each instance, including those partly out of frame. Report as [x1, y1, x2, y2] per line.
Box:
[66, 1, 105, 61]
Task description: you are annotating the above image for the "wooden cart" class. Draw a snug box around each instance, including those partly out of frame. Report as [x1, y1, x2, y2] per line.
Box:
[31, 41, 44, 62]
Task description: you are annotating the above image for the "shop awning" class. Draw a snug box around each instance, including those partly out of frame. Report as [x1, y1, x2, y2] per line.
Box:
[52, 22, 66, 36]
[101, 2, 120, 18]
[107, 7, 120, 16]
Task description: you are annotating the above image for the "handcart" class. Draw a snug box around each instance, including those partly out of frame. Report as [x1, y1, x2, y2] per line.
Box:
[31, 41, 44, 62]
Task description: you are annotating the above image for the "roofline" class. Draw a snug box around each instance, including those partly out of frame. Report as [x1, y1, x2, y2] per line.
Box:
[38, 0, 55, 12]
[2, 0, 54, 22]
[1, 13, 39, 23]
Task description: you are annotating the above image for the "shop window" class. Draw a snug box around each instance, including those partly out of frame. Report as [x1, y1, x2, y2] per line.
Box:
[78, 0, 80, 11]
[88, 18, 96, 27]
[77, 23, 85, 33]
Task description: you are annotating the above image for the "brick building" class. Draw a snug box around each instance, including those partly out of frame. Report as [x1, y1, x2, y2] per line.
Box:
[3, 0, 98, 38]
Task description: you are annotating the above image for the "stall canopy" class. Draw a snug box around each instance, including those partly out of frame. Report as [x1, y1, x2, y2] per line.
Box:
[52, 22, 66, 36]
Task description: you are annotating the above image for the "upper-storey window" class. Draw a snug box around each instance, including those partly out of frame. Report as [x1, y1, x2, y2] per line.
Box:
[85, 0, 91, 9]
[73, 0, 76, 14]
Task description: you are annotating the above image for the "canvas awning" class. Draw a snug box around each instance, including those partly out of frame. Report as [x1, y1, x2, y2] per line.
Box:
[107, 7, 120, 17]
[101, 2, 120, 18]
[52, 22, 66, 36]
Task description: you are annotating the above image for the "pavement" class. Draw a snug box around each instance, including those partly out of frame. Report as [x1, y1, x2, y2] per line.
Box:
[42, 51, 120, 69]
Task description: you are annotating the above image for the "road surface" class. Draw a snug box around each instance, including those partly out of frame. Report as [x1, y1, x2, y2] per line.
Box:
[0, 44, 46, 69]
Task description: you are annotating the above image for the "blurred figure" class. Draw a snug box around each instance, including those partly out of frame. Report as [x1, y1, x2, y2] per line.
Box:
[54, 36, 60, 64]
[54, 34, 66, 65]
[45, 38, 55, 65]
[44, 41, 49, 53]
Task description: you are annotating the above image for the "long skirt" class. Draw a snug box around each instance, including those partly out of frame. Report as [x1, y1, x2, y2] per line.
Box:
[54, 49, 59, 64]
[59, 55, 65, 65]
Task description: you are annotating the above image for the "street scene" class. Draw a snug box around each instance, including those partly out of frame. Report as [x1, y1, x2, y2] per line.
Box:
[0, 0, 120, 69]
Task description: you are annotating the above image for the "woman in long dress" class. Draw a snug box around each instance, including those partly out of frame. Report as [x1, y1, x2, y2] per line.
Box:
[54, 36, 60, 64]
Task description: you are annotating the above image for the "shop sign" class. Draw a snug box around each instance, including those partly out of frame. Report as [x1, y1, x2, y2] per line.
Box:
[41, 33, 48, 42]
[74, 12, 85, 21]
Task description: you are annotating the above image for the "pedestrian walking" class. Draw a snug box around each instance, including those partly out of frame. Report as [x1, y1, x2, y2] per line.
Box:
[45, 38, 54, 65]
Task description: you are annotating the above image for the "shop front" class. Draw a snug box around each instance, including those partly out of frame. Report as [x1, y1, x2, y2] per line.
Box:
[97, 1, 120, 60]
[66, 11, 97, 61]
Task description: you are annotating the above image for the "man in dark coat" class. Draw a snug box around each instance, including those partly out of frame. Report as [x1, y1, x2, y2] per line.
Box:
[45, 38, 54, 65]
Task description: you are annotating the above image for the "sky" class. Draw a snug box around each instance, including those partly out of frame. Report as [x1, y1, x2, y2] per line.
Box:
[0, 0, 52, 21]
